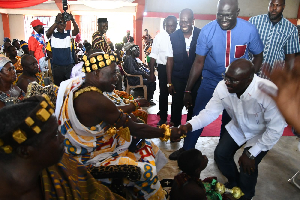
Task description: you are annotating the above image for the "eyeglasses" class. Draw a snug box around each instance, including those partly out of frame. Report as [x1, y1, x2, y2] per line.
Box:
[217, 13, 235, 19]
[222, 74, 240, 84]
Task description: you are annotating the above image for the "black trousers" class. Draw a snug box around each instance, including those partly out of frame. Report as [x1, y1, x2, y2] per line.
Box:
[52, 64, 73, 86]
[171, 76, 201, 127]
[158, 64, 168, 121]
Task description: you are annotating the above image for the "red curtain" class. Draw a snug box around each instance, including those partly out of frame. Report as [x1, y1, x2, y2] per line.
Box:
[0, 0, 49, 9]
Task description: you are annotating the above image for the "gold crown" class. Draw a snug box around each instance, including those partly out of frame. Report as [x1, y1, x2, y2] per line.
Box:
[82, 53, 117, 73]
[0, 94, 55, 154]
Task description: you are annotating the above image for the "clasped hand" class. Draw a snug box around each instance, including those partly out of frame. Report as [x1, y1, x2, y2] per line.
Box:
[170, 123, 192, 142]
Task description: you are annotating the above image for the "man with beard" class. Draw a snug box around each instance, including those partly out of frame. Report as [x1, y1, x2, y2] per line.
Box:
[166, 9, 202, 133]
[46, 13, 79, 86]
[28, 19, 48, 72]
[249, 0, 300, 78]
[92, 18, 111, 53]
[149, 15, 177, 126]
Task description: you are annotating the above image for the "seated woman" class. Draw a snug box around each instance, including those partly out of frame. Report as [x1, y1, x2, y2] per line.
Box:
[170, 149, 243, 200]
[0, 56, 25, 109]
[0, 95, 123, 200]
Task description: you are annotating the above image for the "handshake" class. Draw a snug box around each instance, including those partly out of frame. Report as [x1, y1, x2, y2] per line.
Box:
[169, 123, 193, 142]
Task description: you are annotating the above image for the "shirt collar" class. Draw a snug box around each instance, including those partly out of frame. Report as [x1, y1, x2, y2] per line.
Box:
[240, 74, 257, 98]
[265, 14, 283, 25]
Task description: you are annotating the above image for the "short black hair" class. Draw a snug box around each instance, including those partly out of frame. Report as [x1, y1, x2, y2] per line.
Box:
[0, 100, 46, 161]
[177, 149, 203, 177]
[6, 45, 15, 52]
[165, 16, 177, 24]
[12, 39, 19, 45]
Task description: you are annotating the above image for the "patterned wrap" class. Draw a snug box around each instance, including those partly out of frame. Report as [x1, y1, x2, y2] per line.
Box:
[92, 31, 112, 54]
[42, 153, 124, 200]
[57, 77, 166, 200]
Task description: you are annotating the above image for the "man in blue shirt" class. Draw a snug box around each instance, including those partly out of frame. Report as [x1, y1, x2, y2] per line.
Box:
[169, 0, 264, 160]
[249, 0, 300, 78]
[46, 13, 79, 86]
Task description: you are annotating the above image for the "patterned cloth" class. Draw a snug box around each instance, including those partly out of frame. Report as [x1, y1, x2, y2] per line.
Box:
[42, 153, 124, 200]
[28, 30, 46, 64]
[12, 56, 22, 71]
[56, 77, 166, 200]
[92, 31, 112, 54]
[249, 14, 300, 78]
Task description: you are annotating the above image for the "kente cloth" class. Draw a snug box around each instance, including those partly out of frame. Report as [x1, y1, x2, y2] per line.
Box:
[92, 31, 112, 54]
[14, 73, 45, 86]
[13, 56, 22, 71]
[57, 77, 167, 200]
[42, 153, 124, 200]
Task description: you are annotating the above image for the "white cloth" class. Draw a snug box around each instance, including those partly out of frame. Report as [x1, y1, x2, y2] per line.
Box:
[149, 30, 172, 65]
[38, 56, 48, 72]
[188, 74, 286, 157]
[17, 48, 24, 57]
[70, 61, 85, 78]
[184, 26, 194, 52]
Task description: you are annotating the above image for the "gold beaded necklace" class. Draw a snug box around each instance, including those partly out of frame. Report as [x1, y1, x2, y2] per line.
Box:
[74, 86, 103, 99]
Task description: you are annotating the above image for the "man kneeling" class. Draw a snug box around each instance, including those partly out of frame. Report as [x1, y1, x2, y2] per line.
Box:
[177, 59, 286, 200]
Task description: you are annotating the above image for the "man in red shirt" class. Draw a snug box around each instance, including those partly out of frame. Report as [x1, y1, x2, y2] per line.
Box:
[28, 19, 48, 72]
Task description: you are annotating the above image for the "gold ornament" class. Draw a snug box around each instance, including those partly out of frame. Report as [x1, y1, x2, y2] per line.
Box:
[104, 54, 109, 60]
[82, 68, 86, 73]
[40, 101, 48, 108]
[32, 126, 41, 134]
[36, 108, 51, 122]
[110, 55, 115, 61]
[215, 182, 244, 199]
[90, 57, 96, 64]
[2, 145, 12, 154]
[92, 64, 98, 71]
[117, 127, 131, 142]
[86, 67, 91, 73]
[97, 55, 103, 61]
[85, 60, 90, 67]
[159, 124, 171, 142]
[25, 117, 34, 127]
[74, 86, 103, 99]
[49, 108, 54, 115]
[0, 139, 3, 146]
[82, 55, 87, 61]
[99, 61, 105, 68]
[106, 59, 111, 66]
[12, 129, 27, 144]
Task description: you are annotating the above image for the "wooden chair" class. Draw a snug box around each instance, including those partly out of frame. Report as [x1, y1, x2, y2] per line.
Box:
[120, 65, 147, 100]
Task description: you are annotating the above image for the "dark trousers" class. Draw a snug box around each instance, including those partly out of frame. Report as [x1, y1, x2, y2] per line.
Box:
[171, 76, 201, 127]
[52, 64, 73, 86]
[220, 109, 231, 139]
[143, 79, 156, 101]
[214, 129, 268, 199]
[158, 64, 168, 121]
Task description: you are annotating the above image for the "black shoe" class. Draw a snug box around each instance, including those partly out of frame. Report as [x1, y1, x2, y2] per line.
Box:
[149, 100, 156, 106]
[169, 148, 185, 160]
[157, 119, 167, 127]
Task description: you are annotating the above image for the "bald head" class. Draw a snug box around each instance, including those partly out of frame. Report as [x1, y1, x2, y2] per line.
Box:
[179, 8, 194, 20]
[217, 0, 238, 10]
[21, 54, 34, 67]
[217, 0, 240, 30]
[227, 59, 255, 77]
[165, 15, 177, 34]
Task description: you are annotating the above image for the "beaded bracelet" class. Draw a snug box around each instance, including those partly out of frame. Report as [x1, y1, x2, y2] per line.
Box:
[159, 124, 171, 142]
[113, 109, 124, 127]
[130, 100, 140, 111]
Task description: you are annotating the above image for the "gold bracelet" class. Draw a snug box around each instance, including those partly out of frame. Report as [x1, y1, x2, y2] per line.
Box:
[159, 124, 171, 142]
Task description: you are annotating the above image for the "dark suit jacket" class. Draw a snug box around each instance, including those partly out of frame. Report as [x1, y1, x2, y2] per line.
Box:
[170, 27, 201, 80]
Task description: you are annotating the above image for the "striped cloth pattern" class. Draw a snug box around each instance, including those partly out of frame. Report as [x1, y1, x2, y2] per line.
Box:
[249, 14, 300, 78]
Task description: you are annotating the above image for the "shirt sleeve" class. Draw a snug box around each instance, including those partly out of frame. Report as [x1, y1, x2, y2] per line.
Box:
[165, 35, 173, 58]
[195, 29, 209, 56]
[248, 94, 286, 157]
[248, 24, 264, 55]
[46, 41, 51, 51]
[28, 37, 37, 52]
[285, 25, 300, 55]
[149, 34, 160, 60]
[123, 57, 144, 75]
[188, 83, 225, 131]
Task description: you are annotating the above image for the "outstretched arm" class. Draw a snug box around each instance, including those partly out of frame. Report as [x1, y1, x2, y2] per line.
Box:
[252, 51, 263, 73]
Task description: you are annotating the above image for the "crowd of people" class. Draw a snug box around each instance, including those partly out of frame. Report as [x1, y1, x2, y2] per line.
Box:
[0, 0, 300, 199]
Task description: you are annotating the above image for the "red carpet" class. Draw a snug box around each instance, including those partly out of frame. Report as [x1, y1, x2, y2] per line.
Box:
[147, 114, 294, 136]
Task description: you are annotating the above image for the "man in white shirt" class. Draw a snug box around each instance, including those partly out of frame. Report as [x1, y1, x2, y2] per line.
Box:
[176, 59, 286, 200]
[149, 15, 177, 126]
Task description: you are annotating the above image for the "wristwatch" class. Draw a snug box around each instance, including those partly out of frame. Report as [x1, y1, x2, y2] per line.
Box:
[167, 83, 172, 87]
[245, 150, 255, 159]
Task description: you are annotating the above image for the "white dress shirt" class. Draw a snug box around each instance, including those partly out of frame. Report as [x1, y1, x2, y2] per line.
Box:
[188, 74, 286, 157]
[149, 30, 172, 65]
